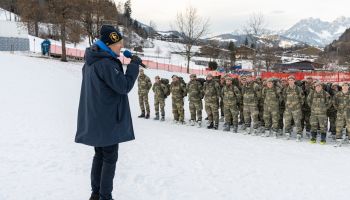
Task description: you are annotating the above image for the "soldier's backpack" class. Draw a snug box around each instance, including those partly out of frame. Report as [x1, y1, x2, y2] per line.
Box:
[160, 78, 171, 97]
[178, 76, 187, 87]
[196, 78, 206, 86]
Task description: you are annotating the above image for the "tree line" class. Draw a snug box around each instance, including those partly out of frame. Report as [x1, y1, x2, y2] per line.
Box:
[0, 0, 150, 61]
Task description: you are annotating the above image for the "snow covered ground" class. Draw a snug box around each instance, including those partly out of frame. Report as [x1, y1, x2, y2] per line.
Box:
[1, 52, 350, 200]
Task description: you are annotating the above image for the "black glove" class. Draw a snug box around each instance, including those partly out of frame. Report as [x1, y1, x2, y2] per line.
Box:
[130, 55, 142, 66]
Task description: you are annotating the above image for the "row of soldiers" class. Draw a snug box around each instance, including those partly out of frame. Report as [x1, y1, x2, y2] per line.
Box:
[137, 68, 350, 146]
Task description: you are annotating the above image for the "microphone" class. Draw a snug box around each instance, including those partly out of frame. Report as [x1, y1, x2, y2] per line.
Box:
[123, 50, 147, 68]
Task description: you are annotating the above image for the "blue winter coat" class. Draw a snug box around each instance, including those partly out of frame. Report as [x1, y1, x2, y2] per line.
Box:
[75, 45, 139, 147]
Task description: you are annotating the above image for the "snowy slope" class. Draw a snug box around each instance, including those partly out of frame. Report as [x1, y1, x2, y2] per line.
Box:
[1, 52, 350, 200]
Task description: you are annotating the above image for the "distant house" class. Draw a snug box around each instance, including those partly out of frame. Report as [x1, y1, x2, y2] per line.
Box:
[273, 61, 324, 72]
[236, 45, 255, 59]
[0, 20, 29, 51]
[155, 32, 181, 42]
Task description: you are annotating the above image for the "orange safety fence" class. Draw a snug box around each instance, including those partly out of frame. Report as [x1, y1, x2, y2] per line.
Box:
[50, 44, 85, 58]
[48, 45, 350, 82]
[261, 72, 350, 82]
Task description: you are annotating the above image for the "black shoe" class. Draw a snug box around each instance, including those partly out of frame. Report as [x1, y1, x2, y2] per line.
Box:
[232, 126, 238, 133]
[89, 193, 99, 200]
[213, 123, 218, 130]
[145, 113, 150, 119]
[160, 116, 165, 121]
[154, 115, 159, 120]
[207, 123, 214, 129]
[138, 113, 145, 118]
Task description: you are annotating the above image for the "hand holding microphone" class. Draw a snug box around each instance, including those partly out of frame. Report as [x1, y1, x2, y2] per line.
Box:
[123, 50, 147, 68]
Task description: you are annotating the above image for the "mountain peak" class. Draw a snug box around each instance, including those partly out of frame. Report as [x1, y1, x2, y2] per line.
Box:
[283, 17, 350, 47]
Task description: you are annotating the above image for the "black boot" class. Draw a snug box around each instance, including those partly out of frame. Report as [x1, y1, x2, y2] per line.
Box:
[89, 193, 99, 200]
[320, 133, 327, 144]
[154, 114, 159, 120]
[232, 126, 238, 133]
[207, 122, 214, 129]
[213, 123, 219, 130]
[138, 112, 145, 118]
[310, 132, 317, 143]
[145, 113, 150, 119]
[160, 115, 165, 121]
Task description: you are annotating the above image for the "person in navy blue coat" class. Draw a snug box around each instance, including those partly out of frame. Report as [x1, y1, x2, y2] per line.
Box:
[75, 25, 141, 200]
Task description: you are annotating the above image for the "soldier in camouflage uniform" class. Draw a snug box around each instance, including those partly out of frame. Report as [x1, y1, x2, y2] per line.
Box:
[170, 75, 187, 124]
[204, 73, 221, 130]
[261, 78, 282, 137]
[333, 83, 350, 147]
[237, 77, 245, 125]
[221, 77, 241, 132]
[307, 82, 331, 144]
[327, 83, 338, 139]
[283, 75, 304, 141]
[241, 75, 261, 135]
[301, 76, 313, 137]
[137, 69, 152, 118]
[256, 77, 265, 129]
[219, 76, 226, 122]
[278, 78, 288, 133]
[152, 76, 166, 121]
[187, 74, 204, 126]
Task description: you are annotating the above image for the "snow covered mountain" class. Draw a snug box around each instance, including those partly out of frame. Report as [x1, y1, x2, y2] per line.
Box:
[283, 17, 350, 47]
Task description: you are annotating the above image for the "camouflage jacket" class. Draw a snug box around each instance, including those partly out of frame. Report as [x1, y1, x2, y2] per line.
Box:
[333, 91, 350, 112]
[241, 82, 261, 106]
[138, 74, 152, 94]
[283, 85, 304, 111]
[203, 80, 221, 103]
[187, 80, 204, 102]
[221, 84, 241, 106]
[262, 86, 282, 107]
[307, 90, 331, 114]
[170, 81, 187, 100]
[152, 82, 166, 99]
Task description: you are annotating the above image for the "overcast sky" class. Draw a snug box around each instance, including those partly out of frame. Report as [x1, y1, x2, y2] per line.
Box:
[126, 0, 350, 35]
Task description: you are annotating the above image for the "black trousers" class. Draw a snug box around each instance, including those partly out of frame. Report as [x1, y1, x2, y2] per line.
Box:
[91, 144, 119, 200]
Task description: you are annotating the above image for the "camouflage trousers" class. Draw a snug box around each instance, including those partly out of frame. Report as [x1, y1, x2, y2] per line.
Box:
[284, 108, 303, 134]
[258, 103, 264, 127]
[336, 110, 350, 139]
[278, 104, 285, 130]
[172, 99, 184, 122]
[189, 100, 203, 121]
[224, 104, 239, 126]
[301, 109, 311, 132]
[263, 106, 279, 131]
[219, 98, 224, 117]
[310, 112, 327, 134]
[328, 110, 337, 134]
[154, 97, 165, 117]
[239, 104, 245, 125]
[205, 101, 219, 124]
[243, 104, 260, 129]
[138, 93, 150, 113]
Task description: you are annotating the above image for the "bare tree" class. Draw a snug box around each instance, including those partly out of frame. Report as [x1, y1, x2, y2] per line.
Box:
[17, 0, 47, 37]
[244, 13, 268, 74]
[174, 6, 210, 73]
[47, 0, 82, 62]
